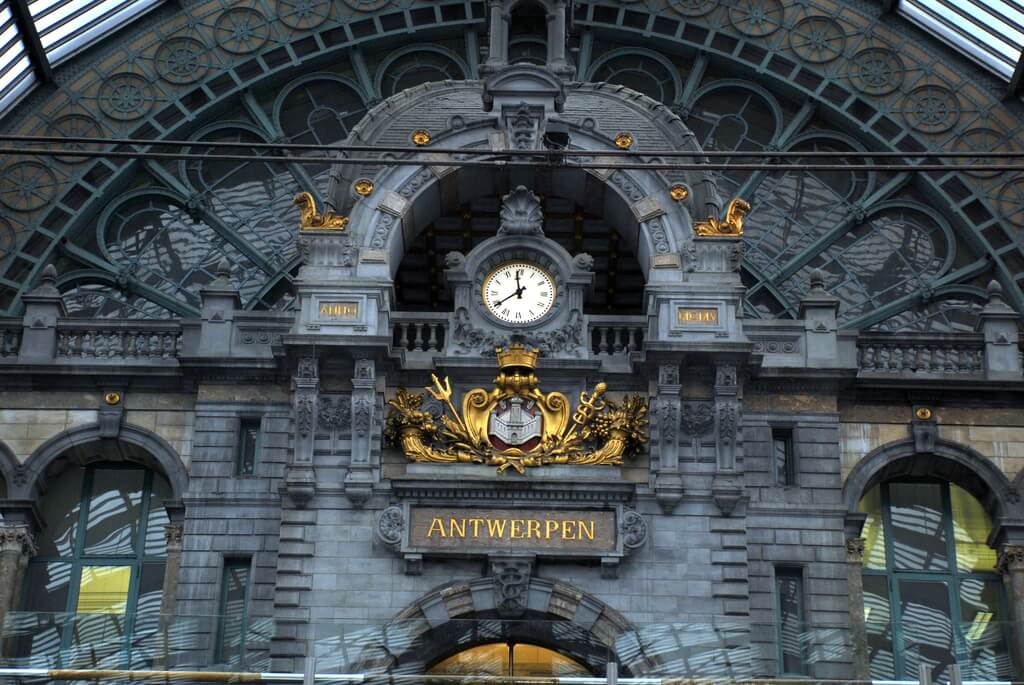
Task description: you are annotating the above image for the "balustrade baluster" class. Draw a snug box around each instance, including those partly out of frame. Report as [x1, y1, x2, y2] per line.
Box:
[627, 327, 637, 352]
[398, 323, 409, 350]
[427, 323, 439, 352]
[613, 328, 624, 353]
[413, 323, 424, 352]
[598, 327, 609, 354]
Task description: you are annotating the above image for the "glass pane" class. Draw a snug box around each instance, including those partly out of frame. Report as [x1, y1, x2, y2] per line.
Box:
[959, 578, 1010, 680]
[889, 483, 949, 571]
[84, 469, 144, 557]
[512, 644, 590, 677]
[144, 474, 171, 557]
[777, 571, 804, 674]
[237, 419, 259, 476]
[128, 562, 166, 669]
[218, 562, 251, 667]
[899, 579, 954, 684]
[859, 486, 887, 569]
[36, 466, 85, 558]
[863, 574, 895, 679]
[429, 643, 510, 676]
[950, 485, 997, 572]
[69, 612, 127, 669]
[76, 565, 131, 614]
[11, 562, 72, 665]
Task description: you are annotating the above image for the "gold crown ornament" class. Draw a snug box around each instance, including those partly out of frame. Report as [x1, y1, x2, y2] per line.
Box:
[495, 344, 540, 370]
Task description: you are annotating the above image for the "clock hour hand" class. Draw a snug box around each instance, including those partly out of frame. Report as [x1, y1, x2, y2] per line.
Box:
[493, 286, 526, 306]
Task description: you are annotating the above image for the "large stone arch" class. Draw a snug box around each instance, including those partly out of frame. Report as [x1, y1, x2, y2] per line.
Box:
[13, 423, 189, 503]
[842, 437, 1020, 525]
[355, 577, 653, 676]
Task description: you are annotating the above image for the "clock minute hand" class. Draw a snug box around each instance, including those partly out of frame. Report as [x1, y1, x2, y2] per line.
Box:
[494, 286, 526, 306]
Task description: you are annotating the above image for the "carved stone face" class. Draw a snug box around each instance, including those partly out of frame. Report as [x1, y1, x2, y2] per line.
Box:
[481, 261, 556, 325]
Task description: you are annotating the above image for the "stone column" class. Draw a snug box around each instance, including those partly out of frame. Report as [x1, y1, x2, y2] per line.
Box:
[0, 524, 36, 629]
[286, 355, 319, 506]
[345, 358, 376, 506]
[845, 537, 870, 680]
[654, 363, 683, 513]
[998, 544, 1024, 676]
[155, 523, 184, 668]
[711, 363, 743, 515]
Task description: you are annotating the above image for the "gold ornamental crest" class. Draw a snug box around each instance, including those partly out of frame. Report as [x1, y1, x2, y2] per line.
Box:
[385, 345, 649, 474]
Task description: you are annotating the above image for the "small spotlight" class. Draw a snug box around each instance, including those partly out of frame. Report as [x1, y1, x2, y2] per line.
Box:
[543, 121, 570, 150]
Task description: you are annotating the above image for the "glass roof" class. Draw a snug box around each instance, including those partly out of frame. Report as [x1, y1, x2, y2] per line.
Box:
[0, 0, 163, 119]
[898, 0, 1024, 80]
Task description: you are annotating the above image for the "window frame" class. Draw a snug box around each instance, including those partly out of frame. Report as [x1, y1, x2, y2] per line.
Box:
[235, 415, 262, 477]
[861, 479, 1011, 681]
[775, 565, 807, 676]
[21, 463, 169, 668]
[771, 426, 796, 486]
[215, 556, 253, 667]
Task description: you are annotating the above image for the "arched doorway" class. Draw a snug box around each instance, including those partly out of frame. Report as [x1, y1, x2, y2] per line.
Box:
[429, 642, 591, 676]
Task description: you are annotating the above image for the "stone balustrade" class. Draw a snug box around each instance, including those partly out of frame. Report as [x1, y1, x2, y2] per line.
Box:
[56, 321, 183, 361]
[392, 312, 448, 354]
[857, 334, 985, 376]
[589, 316, 646, 357]
[0, 320, 20, 358]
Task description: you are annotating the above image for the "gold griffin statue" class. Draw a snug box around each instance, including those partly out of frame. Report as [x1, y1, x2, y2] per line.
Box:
[294, 191, 349, 230]
[385, 345, 649, 474]
[694, 197, 750, 237]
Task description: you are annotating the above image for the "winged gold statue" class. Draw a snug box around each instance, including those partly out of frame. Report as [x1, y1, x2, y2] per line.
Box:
[694, 197, 750, 237]
[385, 345, 648, 474]
[294, 192, 349, 231]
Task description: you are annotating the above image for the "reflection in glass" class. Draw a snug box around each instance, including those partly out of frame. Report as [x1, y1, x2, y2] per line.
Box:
[863, 575, 894, 679]
[76, 566, 131, 614]
[951, 485, 997, 572]
[84, 470, 144, 557]
[889, 482, 948, 571]
[217, 561, 252, 668]
[859, 486, 887, 570]
[899, 579, 954, 684]
[428, 643, 589, 677]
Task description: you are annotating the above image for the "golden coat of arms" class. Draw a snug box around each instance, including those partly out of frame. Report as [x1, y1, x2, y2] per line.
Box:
[385, 345, 649, 473]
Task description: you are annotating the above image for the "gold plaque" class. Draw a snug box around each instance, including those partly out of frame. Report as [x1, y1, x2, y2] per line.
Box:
[409, 507, 616, 553]
[677, 308, 719, 324]
[318, 302, 359, 319]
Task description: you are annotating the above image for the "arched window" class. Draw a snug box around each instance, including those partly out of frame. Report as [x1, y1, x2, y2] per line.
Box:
[428, 642, 590, 676]
[859, 481, 1010, 682]
[19, 463, 171, 669]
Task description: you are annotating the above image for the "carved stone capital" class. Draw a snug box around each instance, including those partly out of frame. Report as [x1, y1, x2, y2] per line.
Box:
[164, 524, 184, 551]
[0, 524, 36, 556]
[999, 544, 1024, 574]
[845, 537, 865, 563]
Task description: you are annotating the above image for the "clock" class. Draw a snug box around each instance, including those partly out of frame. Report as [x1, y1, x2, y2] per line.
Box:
[481, 261, 557, 325]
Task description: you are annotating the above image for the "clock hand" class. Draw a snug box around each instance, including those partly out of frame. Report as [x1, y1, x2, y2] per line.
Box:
[494, 286, 526, 306]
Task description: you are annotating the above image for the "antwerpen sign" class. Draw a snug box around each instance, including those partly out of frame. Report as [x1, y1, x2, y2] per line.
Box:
[409, 507, 616, 553]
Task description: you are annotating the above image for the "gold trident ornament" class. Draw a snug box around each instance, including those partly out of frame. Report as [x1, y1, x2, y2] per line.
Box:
[293, 192, 349, 231]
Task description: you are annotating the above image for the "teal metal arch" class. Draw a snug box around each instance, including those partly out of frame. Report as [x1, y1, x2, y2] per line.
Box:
[0, 0, 1019, 332]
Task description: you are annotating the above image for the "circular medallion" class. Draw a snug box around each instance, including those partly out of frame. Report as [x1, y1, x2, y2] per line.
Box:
[214, 8, 270, 54]
[482, 262, 557, 326]
[668, 0, 718, 17]
[277, 0, 332, 29]
[343, 0, 390, 11]
[850, 47, 904, 95]
[956, 128, 1017, 178]
[996, 177, 1024, 227]
[729, 0, 785, 37]
[46, 114, 103, 164]
[155, 37, 208, 84]
[0, 162, 58, 212]
[789, 16, 846, 63]
[97, 73, 155, 121]
[902, 85, 960, 134]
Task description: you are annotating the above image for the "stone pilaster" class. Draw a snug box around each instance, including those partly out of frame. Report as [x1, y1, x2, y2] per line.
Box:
[712, 363, 743, 516]
[654, 363, 683, 513]
[845, 537, 870, 680]
[155, 523, 184, 668]
[998, 544, 1024, 676]
[286, 355, 319, 506]
[0, 524, 36, 629]
[345, 358, 376, 506]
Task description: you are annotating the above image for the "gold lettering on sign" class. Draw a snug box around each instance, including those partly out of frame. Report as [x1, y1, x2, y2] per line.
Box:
[411, 507, 616, 552]
[677, 308, 718, 324]
[319, 302, 359, 319]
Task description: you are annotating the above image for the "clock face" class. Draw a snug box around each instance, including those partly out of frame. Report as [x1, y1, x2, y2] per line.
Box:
[482, 262, 557, 325]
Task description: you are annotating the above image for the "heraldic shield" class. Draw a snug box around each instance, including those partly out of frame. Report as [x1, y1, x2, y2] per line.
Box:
[385, 345, 648, 473]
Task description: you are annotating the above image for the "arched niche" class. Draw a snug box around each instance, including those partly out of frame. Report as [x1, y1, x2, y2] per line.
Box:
[333, 577, 653, 677]
[14, 423, 189, 504]
[843, 437, 1019, 526]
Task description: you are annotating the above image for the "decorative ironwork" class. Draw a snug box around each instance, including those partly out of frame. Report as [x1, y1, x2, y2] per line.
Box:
[385, 345, 648, 474]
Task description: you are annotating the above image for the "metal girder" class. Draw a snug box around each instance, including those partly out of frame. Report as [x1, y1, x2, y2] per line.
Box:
[8, 0, 52, 83]
[1008, 49, 1024, 98]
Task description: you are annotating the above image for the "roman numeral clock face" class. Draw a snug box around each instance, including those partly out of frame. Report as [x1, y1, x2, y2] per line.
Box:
[482, 262, 556, 325]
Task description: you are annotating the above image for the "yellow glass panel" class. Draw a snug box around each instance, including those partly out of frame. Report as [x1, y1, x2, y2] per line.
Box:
[858, 486, 887, 569]
[429, 643, 510, 676]
[951, 485, 997, 572]
[512, 644, 590, 677]
[76, 566, 131, 614]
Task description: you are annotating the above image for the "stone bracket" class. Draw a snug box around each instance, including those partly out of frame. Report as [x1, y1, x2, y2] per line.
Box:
[490, 555, 535, 618]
